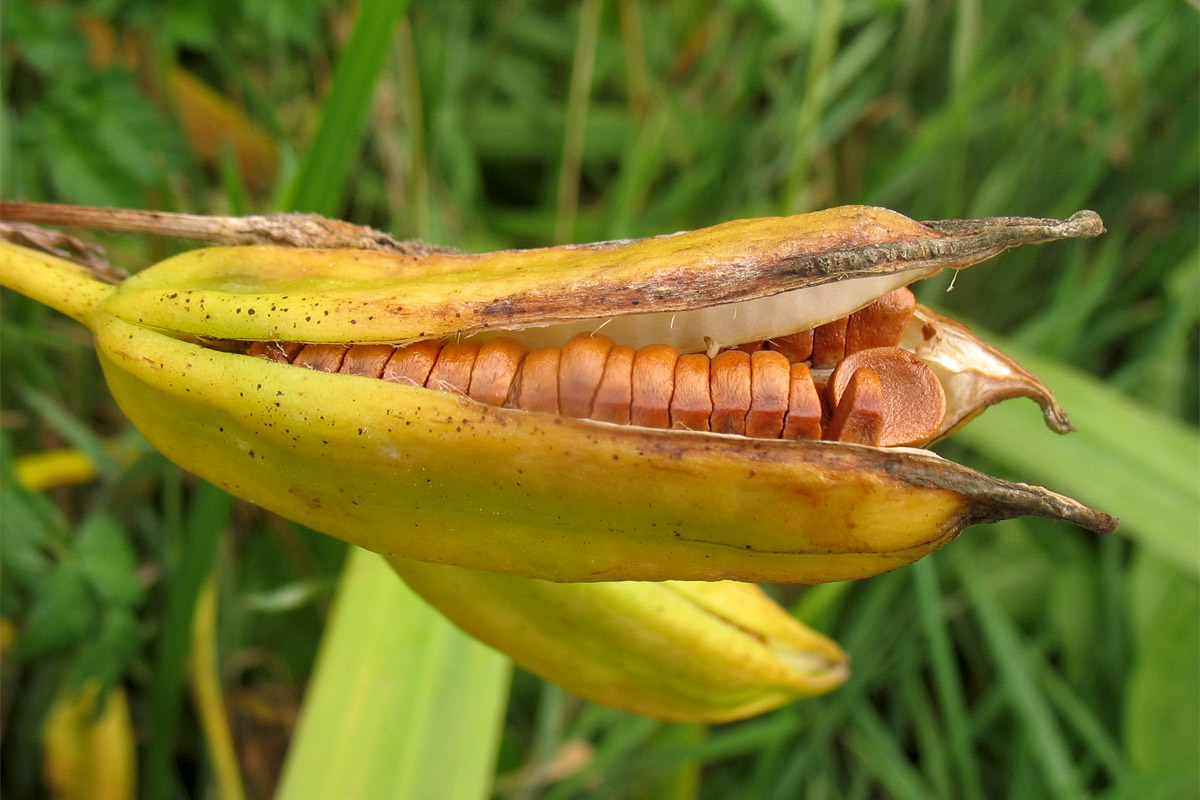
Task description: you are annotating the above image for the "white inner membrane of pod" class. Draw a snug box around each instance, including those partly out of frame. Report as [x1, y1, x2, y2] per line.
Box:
[493, 269, 939, 354]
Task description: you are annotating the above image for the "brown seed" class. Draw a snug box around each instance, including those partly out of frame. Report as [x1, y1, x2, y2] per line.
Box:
[828, 346, 946, 446]
[341, 344, 396, 378]
[631, 344, 679, 428]
[709, 350, 751, 435]
[512, 347, 561, 414]
[824, 367, 884, 445]
[249, 341, 303, 363]
[294, 344, 348, 372]
[592, 345, 635, 425]
[468, 337, 525, 406]
[670, 354, 712, 431]
[382, 339, 442, 386]
[770, 329, 813, 363]
[811, 316, 849, 368]
[558, 333, 614, 418]
[782, 363, 822, 440]
[746, 350, 790, 438]
[249, 302, 941, 447]
[426, 340, 480, 395]
[845, 287, 916, 354]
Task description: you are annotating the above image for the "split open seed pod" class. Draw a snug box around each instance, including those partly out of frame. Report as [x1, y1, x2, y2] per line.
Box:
[1, 205, 1115, 585]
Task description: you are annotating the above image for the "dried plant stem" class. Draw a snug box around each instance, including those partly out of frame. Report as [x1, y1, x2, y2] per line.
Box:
[0, 201, 447, 255]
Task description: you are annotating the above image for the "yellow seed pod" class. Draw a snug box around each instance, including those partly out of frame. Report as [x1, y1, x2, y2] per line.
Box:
[1, 206, 1114, 585]
[1, 203, 1117, 721]
[392, 558, 850, 721]
[41, 682, 136, 800]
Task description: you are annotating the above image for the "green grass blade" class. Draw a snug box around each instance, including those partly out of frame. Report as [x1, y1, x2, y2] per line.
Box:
[14, 384, 117, 476]
[554, 0, 603, 244]
[275, 547, 511, 800]
[845, 699, 937, 800]
[1033, 649, 1128, 782]
[144, 482, 234, 800]
[783, 0, 843, 212]
[281, 0, 412, 215]
[913, 558, 985, 800]
[950, 331, 1200, 577]
[954, 551, 1085, 798]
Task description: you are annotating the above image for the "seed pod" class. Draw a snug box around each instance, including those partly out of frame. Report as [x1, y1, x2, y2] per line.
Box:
[391, 557, 849, 722]
[0, 206, 1118, 723]
[42, 682, 136, 800]
[0, 206, 1115, 585]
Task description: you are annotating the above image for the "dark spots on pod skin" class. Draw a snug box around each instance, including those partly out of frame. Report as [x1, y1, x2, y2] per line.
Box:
[248, 308, 255, 315]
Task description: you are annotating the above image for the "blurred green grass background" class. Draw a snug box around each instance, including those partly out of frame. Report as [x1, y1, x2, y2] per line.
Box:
[2, 1, 1197, 798]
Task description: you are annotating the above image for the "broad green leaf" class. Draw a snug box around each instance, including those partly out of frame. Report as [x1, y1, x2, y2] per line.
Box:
[76, 515, 144, 608]
[276, 547, 511, 800]
[1123, 552, 1200, 795]
[16, 561, 96, 661]
[0, 483, 60, 589]
[67, 607, 142, 692]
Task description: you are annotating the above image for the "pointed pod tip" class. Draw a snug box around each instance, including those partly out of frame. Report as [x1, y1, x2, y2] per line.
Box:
[922, 210, 1106, 246]
[975, 482, 1119, 535]
[1040, 398, 1076, 434]
[1061, 209, 1106, 238]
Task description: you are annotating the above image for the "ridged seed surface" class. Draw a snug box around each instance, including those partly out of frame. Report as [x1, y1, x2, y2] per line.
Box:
[246, 287, 945, 445]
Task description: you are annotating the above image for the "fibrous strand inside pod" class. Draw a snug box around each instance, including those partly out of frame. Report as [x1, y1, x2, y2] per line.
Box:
[234, 287, 980, 448]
